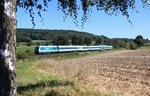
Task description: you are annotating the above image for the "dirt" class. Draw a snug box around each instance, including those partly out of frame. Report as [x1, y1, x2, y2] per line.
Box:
[36, 49, 150, 96]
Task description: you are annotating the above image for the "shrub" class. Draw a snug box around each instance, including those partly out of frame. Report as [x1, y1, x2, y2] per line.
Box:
[17, 49, 34, 59]
[130, 42, 137, 50]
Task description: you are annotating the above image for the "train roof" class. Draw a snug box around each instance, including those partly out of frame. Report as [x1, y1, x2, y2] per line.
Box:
[36, 45, 112, 47]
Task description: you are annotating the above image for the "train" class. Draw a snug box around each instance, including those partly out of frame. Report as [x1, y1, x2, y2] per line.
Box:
[34, 45, 113, 54]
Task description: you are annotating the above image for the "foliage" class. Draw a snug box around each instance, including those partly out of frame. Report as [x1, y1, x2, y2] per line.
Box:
[95, 35, 109, 45]
[16, 46, 35, 59]
[140, 45, 150, 49]
[111, 39, 126, 48]
[53, 35, 70, 45]
[134, 35, 144, 47]
[17, 28, 94, 44]
[27, 39, 32, 46]
[17, 35, 32, 42]
[71, 35, 86, 45]
[129, 42, 137, 50]
[17, 29, 150, 49]
[71, 35, 83, 45]
[77, 37, 84, 45]
[17, 0, 150, 27]
[84, 37, 92, 45]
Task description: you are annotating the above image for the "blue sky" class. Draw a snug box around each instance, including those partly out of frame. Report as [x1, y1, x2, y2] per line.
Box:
[17, 1, 150, 39]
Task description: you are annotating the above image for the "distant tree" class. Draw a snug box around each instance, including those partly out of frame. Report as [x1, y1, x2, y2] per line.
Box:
[17, 35, 32, 42]
[111, 39, 126, 48]
[78, 37, 85, 45]
[30, 34, 40, 40]
[45, 41, 51, 45]
[95, 37, 104, 45]
[130, 42, 137, 50]
[71, 35, 85, 45]
[95, 35, 110, 45]
[71, 35, 83, 45]
[71, 35, 79, 45]
[134, 35, 144, 47]
[84, 37, 92, 45]
[27, 40, 32, 46]
[54, 35, 70, 45]
[95, 38, 101, 45]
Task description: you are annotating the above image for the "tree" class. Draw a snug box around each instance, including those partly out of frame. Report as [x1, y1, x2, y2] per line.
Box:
[95, 35, 110, 45]
[78, 37, 85, 45]
[134, 35, 144, 47]
[84, 37, 92, 45]
[71, 35, 84, 45]
[0, 0, 150, 96]
[71, 35, 78, 45]
[110, 38, 126, 48]
[26, 39, 32, 46]
[0, 0, 17, 95]
[130, 41, 137, 50]
[95, 36, 105, 45]
[53, 35, 70, 45]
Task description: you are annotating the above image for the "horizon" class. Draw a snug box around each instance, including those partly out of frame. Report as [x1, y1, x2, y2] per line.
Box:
[17, 1, 150, 39]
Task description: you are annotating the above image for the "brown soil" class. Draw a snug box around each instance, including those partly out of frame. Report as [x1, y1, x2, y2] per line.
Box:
[36, 49, 150, 96]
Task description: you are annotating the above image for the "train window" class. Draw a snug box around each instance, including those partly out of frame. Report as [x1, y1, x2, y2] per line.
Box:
[53, 48, 57, 50]
[82, 47, 89, 49]
[59, 47, 78, 50]
[40, 47, 57, 50]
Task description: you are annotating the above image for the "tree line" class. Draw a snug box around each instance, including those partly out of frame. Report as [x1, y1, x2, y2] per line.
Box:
[17, 28, 149, 49]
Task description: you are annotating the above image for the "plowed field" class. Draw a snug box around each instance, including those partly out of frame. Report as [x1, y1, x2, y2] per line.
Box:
[36, 49, 150, 96]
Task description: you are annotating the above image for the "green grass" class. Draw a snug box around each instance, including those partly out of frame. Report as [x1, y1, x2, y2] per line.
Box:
[51, 51, 98, 60]
[17, 60, 72, 95]
[16, 46, 35, 59]
[140, 45, 150, 49]
[32, 40, 47, 42]
[16, 46, 35, 53]
[16, 59, 113, 96]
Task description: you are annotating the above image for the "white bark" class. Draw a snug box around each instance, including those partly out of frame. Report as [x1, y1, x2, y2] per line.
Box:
[4, 0, 15, 18]
[0, 0, 17, 96]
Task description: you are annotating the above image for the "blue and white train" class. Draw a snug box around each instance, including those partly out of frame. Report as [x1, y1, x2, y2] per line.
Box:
[34, 45, 113, 54]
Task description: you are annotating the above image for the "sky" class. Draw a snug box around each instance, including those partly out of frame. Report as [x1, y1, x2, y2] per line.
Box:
[17, 1, 150, 39]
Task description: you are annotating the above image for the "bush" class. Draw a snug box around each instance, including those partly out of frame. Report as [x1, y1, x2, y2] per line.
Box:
[130, 42, 137, 50]
[134, 35, 144, 47]
[17, 49, 34, 59]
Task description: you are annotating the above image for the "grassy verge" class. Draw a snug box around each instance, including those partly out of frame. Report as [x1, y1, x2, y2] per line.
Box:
[16, 46, 35, 59]
[140, 45, 150, 49]
[17, 59, 113, 96]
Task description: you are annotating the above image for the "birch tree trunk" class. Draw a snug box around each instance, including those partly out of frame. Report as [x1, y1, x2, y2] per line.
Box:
[0, 0, 17, 96]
